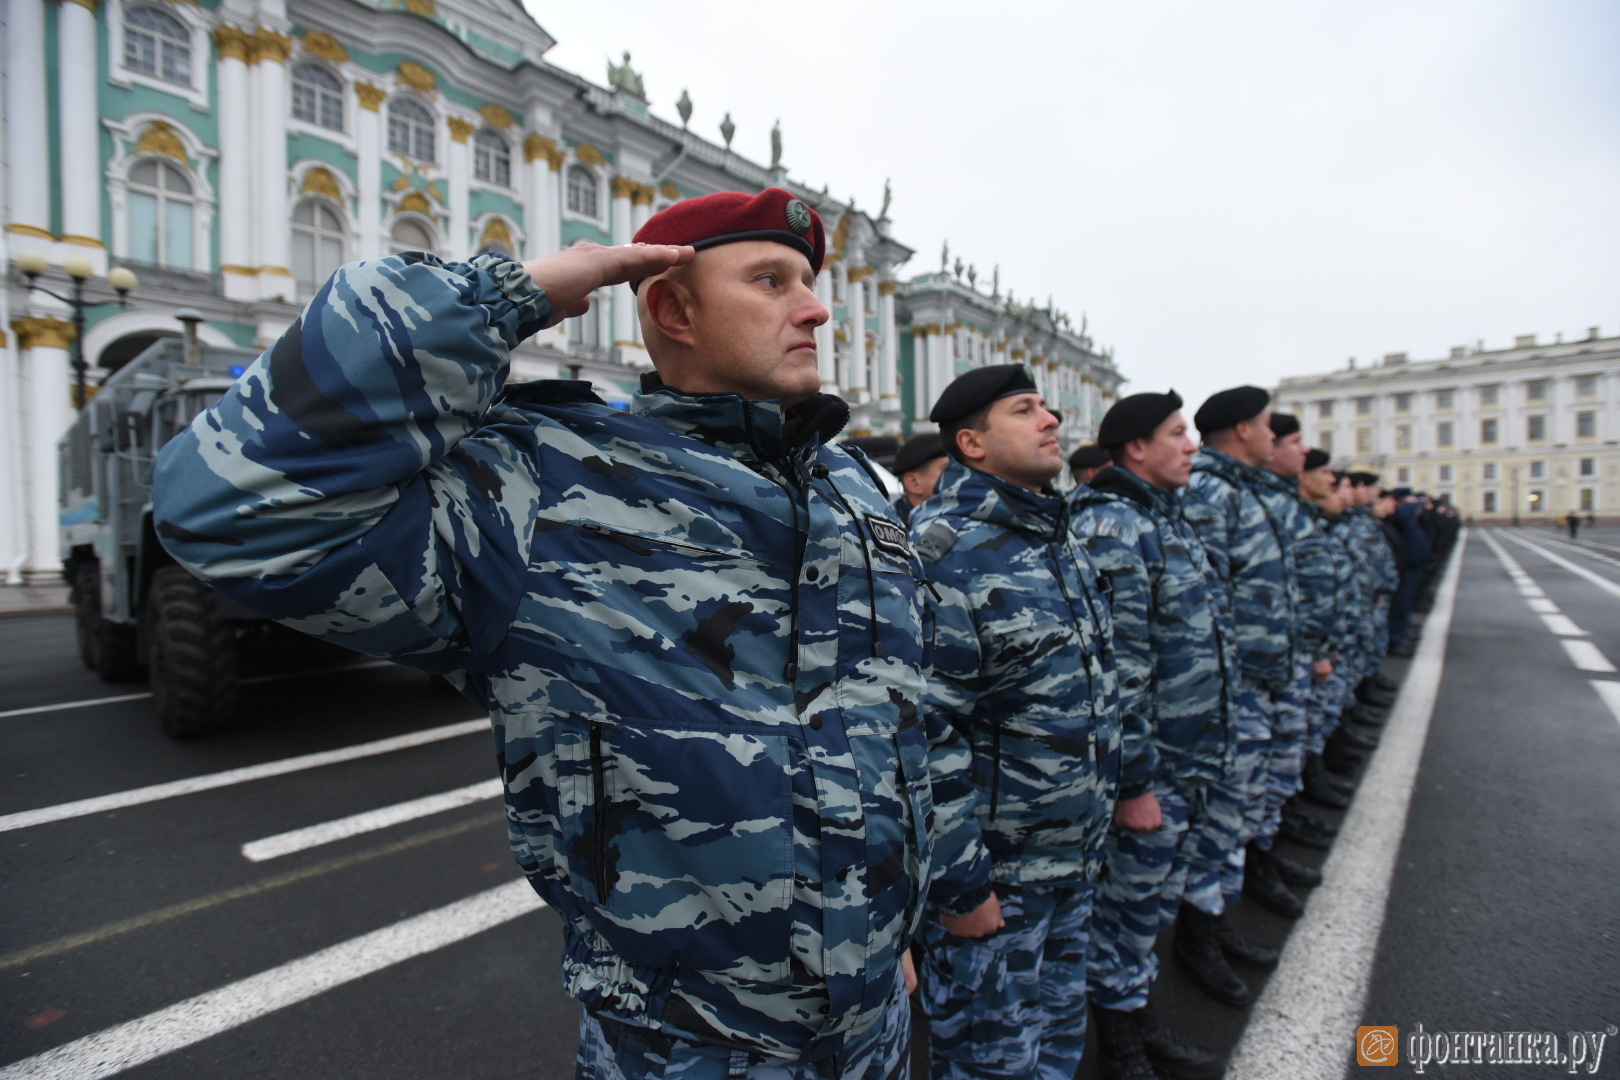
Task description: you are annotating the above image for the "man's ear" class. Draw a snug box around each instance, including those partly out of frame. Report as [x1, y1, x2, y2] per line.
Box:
[645, 275, 696, 347]
[954, 426, 988, 464]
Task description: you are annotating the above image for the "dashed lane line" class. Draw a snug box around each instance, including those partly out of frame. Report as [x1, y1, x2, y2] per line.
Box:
[1591, 681, 1620, 728]
[1482, 530, 1589, 638]
[0, 660, 393, 720]
[1542, 613, 1590, 638]
[1563, 640, 1617, 674]
[0, 811, 504, 973]
[1501, 531, 1620, 600]
[1529, 531, 1620, 566]
[0, 878, 543, 1080]
[1225, 530, 1467, 1080]
[241, 778, 503, 862]
[0, 718, 487, 834]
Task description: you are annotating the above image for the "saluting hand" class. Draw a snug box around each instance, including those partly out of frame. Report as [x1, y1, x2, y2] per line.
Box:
[522, 241, 695, 328]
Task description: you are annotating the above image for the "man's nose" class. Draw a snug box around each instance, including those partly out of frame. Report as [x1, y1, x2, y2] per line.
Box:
[796, 284, 830, 328]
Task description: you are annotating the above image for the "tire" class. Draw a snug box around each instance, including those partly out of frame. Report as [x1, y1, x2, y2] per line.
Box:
[74, 560, 143, 683]
[148, 566, 239, 738]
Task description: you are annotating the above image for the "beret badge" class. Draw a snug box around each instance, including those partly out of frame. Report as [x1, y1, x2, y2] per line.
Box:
[785, 199, 812, 236]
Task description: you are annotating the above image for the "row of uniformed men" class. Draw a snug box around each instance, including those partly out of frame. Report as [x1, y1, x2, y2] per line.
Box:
[886, 372, 1405, 1080]
[149, 187, 1406, 1080]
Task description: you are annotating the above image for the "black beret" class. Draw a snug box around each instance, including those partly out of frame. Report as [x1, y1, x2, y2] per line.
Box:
[1391, 486, 1413, 499]
[1349, 471, 1379, 486]
[893, 433, 947, 475]
[1194, 386, 1270, 434]
[1269, 412, 1301, 438]
[1068, 444, 1112, 471]
[1097, 390, 1183, 448]
[1303, 448, 1331, 471]
[930, 364, 1039, 425]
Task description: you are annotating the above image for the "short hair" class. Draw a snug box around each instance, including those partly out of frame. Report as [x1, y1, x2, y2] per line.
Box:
[1105, 444, 1128, 467]
[941, 403, 994, 466]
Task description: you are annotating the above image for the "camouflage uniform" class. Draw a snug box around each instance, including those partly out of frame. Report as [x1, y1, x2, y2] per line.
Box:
[1314, 514, 1363, 749]
[1341, 505, 1398, 675]
[1179, 447, 1295, 911]
[911, 460, 1119, 1080]
[152, 254, 934, 1074]
[1070, 466, 1238, 1012]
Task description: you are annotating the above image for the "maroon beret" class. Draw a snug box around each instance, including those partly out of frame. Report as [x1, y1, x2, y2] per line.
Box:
[630, 187, 825, 292]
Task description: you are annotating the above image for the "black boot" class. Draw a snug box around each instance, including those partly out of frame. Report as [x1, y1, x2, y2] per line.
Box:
[1345, 703, 1387, 728]
[1174, 904, 1252, 1008]
[1372, 672, 1398, 691]
[1308, 755, 1355, 795]
[1321, 739, 1364, 775]
[1268, 847, 1324, 888]
[1332, 725, 1379, 752]
[1091, 1004, 1159, 1080]
[1355, 682, 1396, 708]
[1136, 999, 1226, 1079]
[1243, 843, 1305, 918]
[1302, 765, 1351, 810]
[1278, 811, 1335, 849]
[1209, 910, 1280, 969]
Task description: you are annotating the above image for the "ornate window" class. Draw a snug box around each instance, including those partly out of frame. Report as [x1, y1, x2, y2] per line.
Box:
[389, 216, 437, 255]
[566, 165, 599, 218]
[292, 64, 344, 132]
[127, 158, 195, 269]
[124, 6, 190, 85]
[473, 129, 511, 187]
[292, 199, 346, 295]
[387, 99, 436, 163]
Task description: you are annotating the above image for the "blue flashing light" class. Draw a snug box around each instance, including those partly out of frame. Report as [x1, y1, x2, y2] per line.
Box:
[229, 365, 247, 378]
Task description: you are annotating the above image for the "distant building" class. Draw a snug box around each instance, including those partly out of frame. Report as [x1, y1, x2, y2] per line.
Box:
[2, 0, 1124, 581]
[1274, 329, 1620, 522]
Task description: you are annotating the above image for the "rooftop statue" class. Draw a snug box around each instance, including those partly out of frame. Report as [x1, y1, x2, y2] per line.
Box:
[607, 51, 645, 99]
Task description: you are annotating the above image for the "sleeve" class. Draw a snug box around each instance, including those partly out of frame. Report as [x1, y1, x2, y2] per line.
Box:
[918, 570, 994, 916]
[152, 253, 553, 672]
[1182, 483, 1232, 585]
[1082, 514, 1160, 801]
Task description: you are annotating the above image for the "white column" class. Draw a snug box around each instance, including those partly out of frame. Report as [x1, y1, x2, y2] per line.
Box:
[927, 330, 949, 421]
[5, 0, 52, 249]
[847, 276, 867, 402]
[523, 143, 551, 258]
[609, 180, 635, 351]
[56, 0, 105, 273]
[356, 86, 383, 259]
[216, 27, 255, 299]
[879, 282, 899, 415]
[815, 270, 836, 391]
[16, 321, 74, 579]
[254, 33, 292, 298]
[448, 122, 471, 258]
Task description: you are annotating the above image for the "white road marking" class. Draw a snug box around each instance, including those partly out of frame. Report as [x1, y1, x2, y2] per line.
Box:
[1518, 586, 1546, 599]
[1225, 531, 1467, 1080]
[0, 718, 487, 834]
[1502, 531, 1620, 600]
[1532, 532, 1620, 567]
[0, 879, 543, 1080]
[1562, 640, 1617, 673]
[1591, 681, 1620, 728]
[1541, 613, 1589, 638]
[241, 778, 503, 862]
[1527, 597, 1560, 614]
[0, 661, 392, 721]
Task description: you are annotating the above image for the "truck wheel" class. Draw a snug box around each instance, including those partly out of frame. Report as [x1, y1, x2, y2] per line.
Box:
[149, 566, 238, 737]
[74, 561, 142, 682]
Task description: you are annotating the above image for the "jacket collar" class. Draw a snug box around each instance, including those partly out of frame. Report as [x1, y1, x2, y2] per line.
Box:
[1079, 464, 1182, 517]
[930, 458, 1066, 540]
[1193, 444, 1257, 483]
[633, 372, 850, 464]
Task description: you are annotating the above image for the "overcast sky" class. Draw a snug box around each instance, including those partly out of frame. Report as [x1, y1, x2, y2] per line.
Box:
[525, 0, 1619, 427]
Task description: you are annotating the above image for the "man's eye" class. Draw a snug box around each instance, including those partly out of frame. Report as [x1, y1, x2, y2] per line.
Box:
[760, 274, 778, 288]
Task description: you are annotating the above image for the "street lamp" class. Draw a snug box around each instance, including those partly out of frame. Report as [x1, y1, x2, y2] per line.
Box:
[15, 251, 138, 409]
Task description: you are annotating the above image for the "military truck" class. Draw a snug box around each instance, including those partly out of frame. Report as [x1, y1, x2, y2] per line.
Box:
[59, 320, 286, 737]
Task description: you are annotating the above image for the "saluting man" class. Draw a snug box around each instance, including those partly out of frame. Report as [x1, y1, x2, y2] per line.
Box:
[153, 189, 935, 1080]
[911, 364, 1119, 1080]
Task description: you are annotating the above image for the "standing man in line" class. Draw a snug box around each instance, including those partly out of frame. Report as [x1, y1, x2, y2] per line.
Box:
[1069, 443, 1112, 488]
[1297, 458, 1363, 807]
[153, 190, 935, 1080]
[1071, 392, 1235, 1080]
[912, 364, 1120, 1080]
[1176, 386, 1292, 1009]
[891, 432, 949, 525]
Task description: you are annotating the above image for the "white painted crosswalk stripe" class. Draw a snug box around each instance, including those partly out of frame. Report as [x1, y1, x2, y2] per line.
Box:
[241, 778, 504, 862]
[0, 880, 543, 1080]
[0, 718, 487, 834]
[1562, 640, 1616, 673]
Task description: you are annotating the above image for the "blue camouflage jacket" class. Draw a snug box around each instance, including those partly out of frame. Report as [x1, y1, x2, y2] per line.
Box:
[1252, 469, 1334, 662]
[1070, 466, 1238, 801]
[912, 460, 1120, 910]
[152, 254, 934, 1061]
[1182, 447, 1297, 690]
[1328, 510, 1378, 652]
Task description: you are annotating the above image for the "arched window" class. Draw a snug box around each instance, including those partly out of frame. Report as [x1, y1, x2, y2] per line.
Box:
[566, 165, 598, 218]
[124, 7, 190, 85]
[387, 99, 435, 162]
[127, 159, 195, 269]
[292, 199, 346, 295]
[291, 64, 344, 132]
[389, 216, 437, 255]
[473, 129, 511, 187]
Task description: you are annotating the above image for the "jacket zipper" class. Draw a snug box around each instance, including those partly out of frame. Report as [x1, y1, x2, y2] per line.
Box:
[590, 721, 610, 900]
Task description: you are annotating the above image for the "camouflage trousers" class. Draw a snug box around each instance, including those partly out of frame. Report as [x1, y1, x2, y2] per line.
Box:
[1182, 677, 1273, 914]
[1087, 778, 1204, 1011]
[917, 883, 1094, 1080]
[576, 977, 911, 1080]
[1372, 604, 1391, 665]
[1253, 661, 1311, 853]
[1308, 660, 1350, 756]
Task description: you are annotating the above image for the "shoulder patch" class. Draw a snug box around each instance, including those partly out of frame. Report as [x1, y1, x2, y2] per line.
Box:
[865, 514, 913, 560]
[913, 521, 959, 565]
[1092, 517, 1121, 538]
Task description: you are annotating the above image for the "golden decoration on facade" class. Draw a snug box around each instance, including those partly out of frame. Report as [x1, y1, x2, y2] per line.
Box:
[220, 264, 260, 277]
[7, 224, 57, 240]
[300, 167, 343, 200]
[834, 328, 849, 345]
[62, 0, 99, 10]
[300, 30, 349, 63]
[846, 266, 875, 283]
[1009, 348, 1027, 360]
[574, 141, 606, 166]
[251, 28, 292, 65]
[396, 61, 437, 93]
[355, 82, 387, 111]
[135, 120, 190, 165]
[523, 134, 565, 170]
[60, 234, 106, 249]
[398, 192, 434, 216]
[480, 218, 514, 246]
[448, 117, 477, 143]
[213, 25, 250, 62]
[631, 183, 656, 207]
[402, 0, 438, 15]
[659, 181, 681, 200]
[878, 280, 899, 296]
[11, 317, 76, 351]
[479, 104, 515, 129]
[610, 176, 638, 200]
[830, 213, 851, 260]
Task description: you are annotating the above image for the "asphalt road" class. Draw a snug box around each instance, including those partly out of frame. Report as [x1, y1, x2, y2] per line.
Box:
[2, 526, 1617, 1079]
